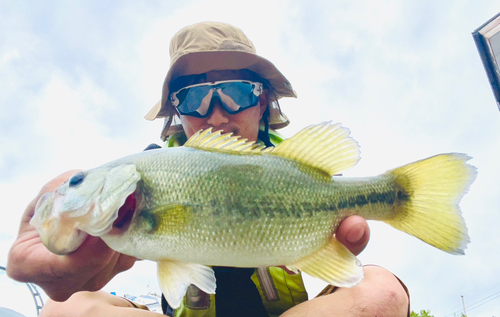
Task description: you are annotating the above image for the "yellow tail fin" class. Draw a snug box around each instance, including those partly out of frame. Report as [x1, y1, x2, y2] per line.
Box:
[384, 153, 476, 254]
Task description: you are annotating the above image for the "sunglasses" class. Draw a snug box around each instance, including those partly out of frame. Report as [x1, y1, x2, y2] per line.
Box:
[170, 80, 263, 118]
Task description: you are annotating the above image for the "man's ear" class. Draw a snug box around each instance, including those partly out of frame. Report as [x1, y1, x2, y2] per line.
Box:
[259, 90, 269, 119]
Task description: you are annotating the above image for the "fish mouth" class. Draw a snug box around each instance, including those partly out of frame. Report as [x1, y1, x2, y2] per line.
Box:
[112, 192, 137, 232]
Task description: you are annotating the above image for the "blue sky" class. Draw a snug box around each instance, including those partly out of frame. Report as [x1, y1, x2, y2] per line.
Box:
[1, 1, 499, 316]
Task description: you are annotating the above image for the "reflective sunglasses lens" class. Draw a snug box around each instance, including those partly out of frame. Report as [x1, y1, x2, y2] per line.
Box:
[219, 82, 260, 113]
[175, 86, 214, 116]
[173, 81, 261, 117]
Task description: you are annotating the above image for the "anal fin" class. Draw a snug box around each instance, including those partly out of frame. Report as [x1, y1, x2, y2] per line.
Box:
[287, 238, 363, 288]
[157, 260, 216, 309]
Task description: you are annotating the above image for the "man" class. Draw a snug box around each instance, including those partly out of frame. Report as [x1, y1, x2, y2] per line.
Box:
[8, 22, 409, 316]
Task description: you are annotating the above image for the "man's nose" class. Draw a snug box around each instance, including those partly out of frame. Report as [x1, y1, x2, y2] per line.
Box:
[206, 101, 229, 126]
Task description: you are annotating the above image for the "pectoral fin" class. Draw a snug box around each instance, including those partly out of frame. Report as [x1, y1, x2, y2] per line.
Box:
[287, 238, 363, 287]
[157, 260, 216, 309]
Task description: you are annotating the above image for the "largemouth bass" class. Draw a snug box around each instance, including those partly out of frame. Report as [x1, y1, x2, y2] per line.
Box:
[31, 122, 476, 308]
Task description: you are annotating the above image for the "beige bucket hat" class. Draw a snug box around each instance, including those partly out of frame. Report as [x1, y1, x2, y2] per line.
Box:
[144, 21, 297, 140]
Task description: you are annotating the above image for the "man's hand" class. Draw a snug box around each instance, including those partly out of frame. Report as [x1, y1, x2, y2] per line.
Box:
[6, 170, 137, 301]
[39, 291, 161, 317]
[335, 215, 370, 256]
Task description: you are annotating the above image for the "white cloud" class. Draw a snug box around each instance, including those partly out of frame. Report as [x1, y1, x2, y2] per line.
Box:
[0, 274, 41, 317]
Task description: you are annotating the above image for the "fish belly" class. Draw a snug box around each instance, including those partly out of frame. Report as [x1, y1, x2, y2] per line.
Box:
[112, 211, 339, 266]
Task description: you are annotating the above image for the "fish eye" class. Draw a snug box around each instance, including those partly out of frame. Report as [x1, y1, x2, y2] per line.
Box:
[69, 172, 85, 187]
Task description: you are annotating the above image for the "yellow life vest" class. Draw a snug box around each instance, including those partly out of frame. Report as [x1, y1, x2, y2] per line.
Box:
[173, 267, 308, 317]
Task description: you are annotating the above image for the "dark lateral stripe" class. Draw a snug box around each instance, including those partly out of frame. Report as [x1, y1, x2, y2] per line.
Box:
[337, 190, 410, 210]
[288, 189, 410, 217]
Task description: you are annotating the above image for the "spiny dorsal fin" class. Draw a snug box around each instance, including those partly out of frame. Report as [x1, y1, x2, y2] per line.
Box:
[184, 128, 267, 154]
[270, 122, 360, 176]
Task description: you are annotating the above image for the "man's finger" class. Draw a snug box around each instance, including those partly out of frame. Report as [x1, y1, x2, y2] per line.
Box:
[335, 215, 370, 256]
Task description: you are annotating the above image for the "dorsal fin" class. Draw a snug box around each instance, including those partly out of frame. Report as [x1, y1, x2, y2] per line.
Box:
[270, 122, 360, 176]
[184, 128, 266, 154]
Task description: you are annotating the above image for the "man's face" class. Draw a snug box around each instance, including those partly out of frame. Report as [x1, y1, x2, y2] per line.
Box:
[171, 70, 268, 141]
